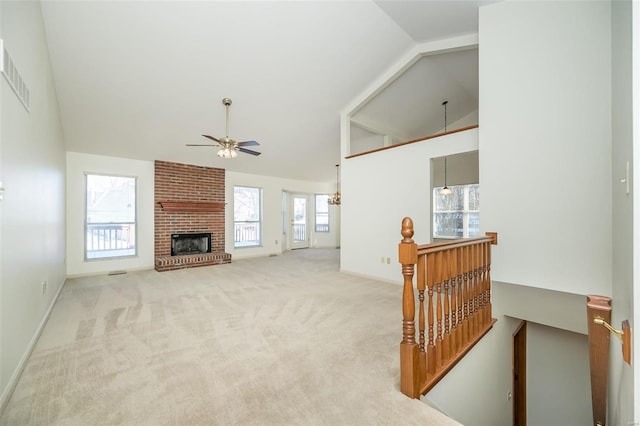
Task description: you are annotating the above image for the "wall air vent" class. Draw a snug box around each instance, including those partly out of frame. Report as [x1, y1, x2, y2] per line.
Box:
[1, 40, 31, 112]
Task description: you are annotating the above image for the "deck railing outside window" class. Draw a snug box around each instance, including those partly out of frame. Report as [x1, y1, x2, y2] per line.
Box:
[235, 222, 260, 247]
[86, 223, 136, 259]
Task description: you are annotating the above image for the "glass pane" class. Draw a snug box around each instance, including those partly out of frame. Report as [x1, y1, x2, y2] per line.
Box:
[434, 212, 463, 237]
[315, 194, 330, 232]
[293, 197, 307, 242]
[315, 212, 329, 232]
[315, 194, 329, 213]
[468, 212, 480, 237]
[86, 174, 136, 223]
[86, 223, 136, 259]
[434, 186, 464, 211]
[293, 197, 306, 224]
[234, 222, 261, 247]
[234, 186, 261, 221]
[468, 184, 480, 210]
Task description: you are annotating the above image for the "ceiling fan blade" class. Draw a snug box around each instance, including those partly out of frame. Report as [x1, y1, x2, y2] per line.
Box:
[186, 144, 217, 147]
[237, 140, 260, 147]
[238, 147, 261, 156]
[202, 134, 221, 143]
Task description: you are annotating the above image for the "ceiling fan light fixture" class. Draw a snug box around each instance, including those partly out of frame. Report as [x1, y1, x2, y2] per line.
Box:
[188, 97, 262, 158]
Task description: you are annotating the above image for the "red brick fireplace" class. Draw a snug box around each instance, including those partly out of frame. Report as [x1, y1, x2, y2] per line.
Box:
[154, 160, 231, 271]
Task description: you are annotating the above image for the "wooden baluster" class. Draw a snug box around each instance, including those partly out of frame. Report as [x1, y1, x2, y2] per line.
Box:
[481, 242, 489, 326]
[450, 247, 458, 355]
[467, 244, 474, 341]
[475, 242, 484, 328]
[456, 247, 464, 352]
[462, 245, 470, 347]
[427, 252, 436, 376]
[478, 244, 487, 330]
[476, 243, 482, 332]
[435, 251, 443, 369]
[399, 217, 419, 398]
[443, 250, 451, 362]
[471, 243, 478, 336]
[485, 241, 493, 321]
[417, 253, 427, 381]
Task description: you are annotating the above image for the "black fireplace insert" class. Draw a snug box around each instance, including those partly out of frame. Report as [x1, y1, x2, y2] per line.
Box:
[171, 233, 212, 256]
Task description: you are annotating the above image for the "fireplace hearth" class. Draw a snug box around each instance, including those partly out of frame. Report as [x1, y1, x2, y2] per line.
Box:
[171, 233, 212, 256]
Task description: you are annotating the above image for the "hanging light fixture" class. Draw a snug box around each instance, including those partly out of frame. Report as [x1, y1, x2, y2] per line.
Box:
[328, 164, 341, 205]
[439, 157, 453, 195]
[438, 100, 453, 195]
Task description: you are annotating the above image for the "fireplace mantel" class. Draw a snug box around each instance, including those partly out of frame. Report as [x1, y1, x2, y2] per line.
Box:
[159, 201, 225, 212]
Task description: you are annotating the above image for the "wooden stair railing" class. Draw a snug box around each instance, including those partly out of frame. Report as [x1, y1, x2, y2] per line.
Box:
[399, 217, 498, 398]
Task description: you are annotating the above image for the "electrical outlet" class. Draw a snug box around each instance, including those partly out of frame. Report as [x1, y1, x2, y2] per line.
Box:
[386, 257, 391, 264]
[41, 280, 47, 294]
[275, 240, 278, 245]
[380, 257, 384, 263]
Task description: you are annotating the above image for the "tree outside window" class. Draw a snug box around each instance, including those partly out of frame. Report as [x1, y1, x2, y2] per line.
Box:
[234, 186, 262, 247]
[433, 184, 479, 238]
[85, 173, 137, 259]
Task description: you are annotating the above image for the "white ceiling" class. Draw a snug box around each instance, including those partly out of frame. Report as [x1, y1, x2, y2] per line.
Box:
[352, 48, 479, 142]
[40, 0, 498, 182]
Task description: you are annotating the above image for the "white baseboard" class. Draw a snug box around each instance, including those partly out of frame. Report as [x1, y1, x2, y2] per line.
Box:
[65, 265, 154, 279]
[0, 278, 66, 414]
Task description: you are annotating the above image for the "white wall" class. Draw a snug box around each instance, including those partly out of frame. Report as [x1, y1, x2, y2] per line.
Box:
[340, 128, 478, 282]
[337, 2, 617, 424]
[479, 1, 612, 296]
[610, 0, 635, 423]
[633, 2, 640, 420]
[527, 322, 591, 426]
[225, 170, 337, 259]
[65, 155, 338, 273]
[431, 151, 478, 187]
[434, 110, 479, 134]
[426, 314, 520, 426]
[350, 124, 384, 155]
[0, 0, 66, 408]
[66, 152, 155, 276]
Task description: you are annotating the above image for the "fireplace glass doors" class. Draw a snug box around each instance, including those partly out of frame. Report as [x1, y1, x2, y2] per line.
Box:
[171, 233, 212, 256]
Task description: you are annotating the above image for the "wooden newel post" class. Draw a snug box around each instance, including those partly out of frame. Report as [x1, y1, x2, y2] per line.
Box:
[399, 217, 420, 398]
[586, 295, 612, 426]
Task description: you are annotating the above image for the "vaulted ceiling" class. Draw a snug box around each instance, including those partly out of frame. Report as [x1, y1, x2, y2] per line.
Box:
[40, 1, 498, 182]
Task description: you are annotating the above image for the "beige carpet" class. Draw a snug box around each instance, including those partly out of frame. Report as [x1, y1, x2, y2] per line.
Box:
[1, 249, 460, 426]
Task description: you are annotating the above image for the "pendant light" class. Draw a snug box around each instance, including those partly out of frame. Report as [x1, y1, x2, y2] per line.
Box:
[328, 164, 341, 205]
[439, 157, 453, 195]
[438, 100, 453, 196]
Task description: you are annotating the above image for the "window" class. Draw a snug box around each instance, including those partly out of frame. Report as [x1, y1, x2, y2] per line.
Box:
[85, 173, 137, 260]
[234, 186, 262, 247]
[315, 194, 330, 232]
[433, 184, 479, 238]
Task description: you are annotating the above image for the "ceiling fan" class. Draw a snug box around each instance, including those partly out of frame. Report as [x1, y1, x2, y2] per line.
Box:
[187, 97, 261, 158]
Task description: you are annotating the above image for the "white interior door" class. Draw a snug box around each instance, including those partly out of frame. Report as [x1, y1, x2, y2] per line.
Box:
[289, 194, 309, 249]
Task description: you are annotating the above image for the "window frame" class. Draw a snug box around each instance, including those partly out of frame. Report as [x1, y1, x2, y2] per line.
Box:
[84, 172, 138, 261]
[432, 183, 479, 239]
[233, 185, 263, 248]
